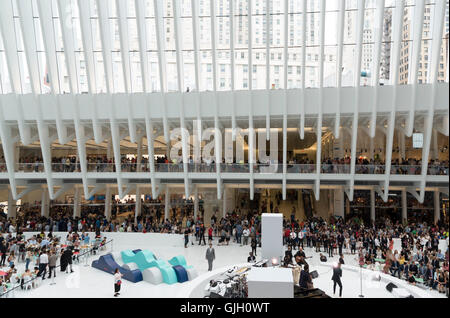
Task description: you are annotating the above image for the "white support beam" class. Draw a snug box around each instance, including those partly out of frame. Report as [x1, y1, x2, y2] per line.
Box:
[348, 0, 366, 202]
[434, 190, 440, 224]
[153, 0, 170, 145]
[73, 186, 81, 218]
[210, 0, 222, 200]
[382, 0, 404, 201]
[173, 0, 190, 198]
[248, 0, 255, 201]
[7, 187, 17, 219]
[105, 186, 112, 221]
[299, 0, 307, 140]
[15, 185, 40, 201]
[41, 187, 50, 218]
[437, 115, 449, 136]
[401, 188, 407, 224]
[87, 184, 106, 199]
[370, 0, 385, 138]
[419, 0, 446, 203]
[265, 0, 271, 141]
[144, 111, 157, 199]
[228, 0, 236, 140]
[77, 0, 103, 144]
[282, 0, 288, 200]
[370, 188, 376, 223]
[335, 0, 346, 138]
[17, 0, 56, 199]
[0, 0, 31, 145]
[191, 0, 203, 135]
[58, 1, 89, 198]
[0, 99, 18, 199]
[164, 185, 170, 220]
[314, 0, 326, 201]
[406, 0, 426, 137]
[135, 0, 150, 93]
[53, 184, 74, 200]
[37, 0, 69, 145]
[116, 0, 136, 143]
[135, 186, 141, 221]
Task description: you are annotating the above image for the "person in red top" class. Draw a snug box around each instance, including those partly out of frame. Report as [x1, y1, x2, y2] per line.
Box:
[208, 227, 213, 243]
[284, 228, 291, 245]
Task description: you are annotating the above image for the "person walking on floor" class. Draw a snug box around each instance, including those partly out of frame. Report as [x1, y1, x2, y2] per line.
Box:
[332, 262, 343, 297]
[251, 236, 257, 256]
[206, 243, 215, 271]
[48, 250, 58, 279]
[38, 250, 48, 279]
[199, 224, 206, 246]
[114, 268, 122, 297]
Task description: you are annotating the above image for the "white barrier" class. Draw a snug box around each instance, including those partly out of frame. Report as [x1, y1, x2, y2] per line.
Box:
[21, 231, 184, 248]
[392, 238, 448, 253]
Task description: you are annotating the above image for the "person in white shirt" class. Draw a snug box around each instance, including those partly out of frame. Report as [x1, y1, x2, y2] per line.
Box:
[114, 268, 123, 297]
[38, 251, 49, 279]
[242, 228, 250, 246]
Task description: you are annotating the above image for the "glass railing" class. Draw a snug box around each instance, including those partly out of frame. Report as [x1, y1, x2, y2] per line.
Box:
[354, 164, 385, 175]
[321, 164, 350, 174]
[16, 163, 45, 172]
[87, 163, 115, 172]
[220, 163, 249, 173]
[3, 162, 448, 176]
[51, 163, 81, 172]
[428, 165, 449, 176]
[286, 164, 317, 174]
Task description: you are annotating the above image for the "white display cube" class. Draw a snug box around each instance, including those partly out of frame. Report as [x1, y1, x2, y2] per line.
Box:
[261, 213, 283, 262]
[247, 267, 293, 298]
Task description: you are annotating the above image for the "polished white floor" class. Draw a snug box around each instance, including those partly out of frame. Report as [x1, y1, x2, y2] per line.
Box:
[3, 237, 447, 298]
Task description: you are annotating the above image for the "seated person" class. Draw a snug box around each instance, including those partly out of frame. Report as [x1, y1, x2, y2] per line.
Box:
[283, 251, 293, 266]
[247, 252, 256, 263]
[319, 253, 327, 262]
[407, 272, 416, 285]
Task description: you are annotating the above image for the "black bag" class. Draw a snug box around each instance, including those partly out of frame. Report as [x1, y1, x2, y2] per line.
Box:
[310, 270, 319, 279]
[386, 282, 397, 292]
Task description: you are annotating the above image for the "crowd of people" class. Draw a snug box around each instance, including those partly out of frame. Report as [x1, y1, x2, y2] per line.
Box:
[0, 228, 108, 296]
[279, 215, 449, 296]
[0, 195, 449, 298]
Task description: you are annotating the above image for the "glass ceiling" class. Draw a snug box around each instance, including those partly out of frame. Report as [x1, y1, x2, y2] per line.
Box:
[0, 0, 448, 95]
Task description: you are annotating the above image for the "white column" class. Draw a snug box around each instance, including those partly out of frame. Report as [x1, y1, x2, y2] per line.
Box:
[434, 190, 440, 224]
[398, 129, 405, 160]
[137, 135, 143, 172]
[164, 186, 170, 220]
[14, 142, 20, 171]
[105, 186, 112, 221]
[401, 189, 407, 225]
[369, 135, 374, 161]
[334, 188, 345, 219]
[73, 186, 81, 218]
[431, 129, 438, 161]
[107, 138, 113, 160]
[135, 186, 141, 221]
[41, 188, 50, 218]
[370, 189, 376, 223]
[223, 187, 227, 217]
[7, 187, 16, 219]
[194, 186, 199, 220]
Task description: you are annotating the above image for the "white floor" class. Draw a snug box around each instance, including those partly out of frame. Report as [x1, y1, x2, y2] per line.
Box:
[2, 238, 447, 298]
